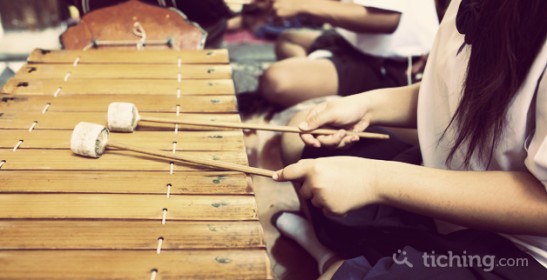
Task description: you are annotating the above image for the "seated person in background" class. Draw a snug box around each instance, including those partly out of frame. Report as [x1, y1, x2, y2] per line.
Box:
[259, 0, 439, 108]
[272, 0, 547, 278]
[227, 0, 324, 40]
[276, 0, 450, 60]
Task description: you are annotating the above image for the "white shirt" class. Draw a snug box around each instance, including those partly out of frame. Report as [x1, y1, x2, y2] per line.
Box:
[335, 0, 439, 60]
[418, 0, 547, 268]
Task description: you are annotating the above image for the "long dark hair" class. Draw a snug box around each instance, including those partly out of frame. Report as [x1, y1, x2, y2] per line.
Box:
[445, 0, 547, 168]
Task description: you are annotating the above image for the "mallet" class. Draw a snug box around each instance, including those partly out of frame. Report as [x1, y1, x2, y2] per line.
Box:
[70, 122, 274, 177]
[107, 102, 389, 139]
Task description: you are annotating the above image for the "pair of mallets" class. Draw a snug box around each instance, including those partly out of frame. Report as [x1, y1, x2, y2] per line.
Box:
[71, 102, 389, 177]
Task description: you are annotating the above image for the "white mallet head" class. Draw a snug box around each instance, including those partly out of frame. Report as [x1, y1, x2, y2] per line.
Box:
[107, 102, 140, 132]
[71, 122, 109, 158]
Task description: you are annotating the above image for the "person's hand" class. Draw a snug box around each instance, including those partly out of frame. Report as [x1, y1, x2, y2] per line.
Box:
[272, 0, 309, 18]
[299, 95, 372, 149]
[273, 156, 382, 215]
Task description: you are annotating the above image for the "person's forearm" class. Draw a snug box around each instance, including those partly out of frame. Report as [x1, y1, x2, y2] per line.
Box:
[303, 1, 400, 33]
[364, 83, 420, 128]
[373, 161, 547, 235]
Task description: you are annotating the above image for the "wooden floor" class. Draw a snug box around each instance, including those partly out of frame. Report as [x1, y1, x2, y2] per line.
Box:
[243, 112, 318, 280]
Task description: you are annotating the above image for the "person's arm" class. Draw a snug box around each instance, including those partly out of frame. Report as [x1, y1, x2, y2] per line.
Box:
[272, 0, 401, 33]
[378, 161, 547, 235]
[363, 82, 420, 127]
[298, 83, 419, 147]
[274, 157, 547, 236]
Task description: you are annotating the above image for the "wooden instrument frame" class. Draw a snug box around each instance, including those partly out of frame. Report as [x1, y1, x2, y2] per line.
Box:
[0, 48, 272, 279]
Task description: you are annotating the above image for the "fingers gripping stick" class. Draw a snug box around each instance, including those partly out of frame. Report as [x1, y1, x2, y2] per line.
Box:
[106, 102, 389, 139]
[70, 122, 274, 177]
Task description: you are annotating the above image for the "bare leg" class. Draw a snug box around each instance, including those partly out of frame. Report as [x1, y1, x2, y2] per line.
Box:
[280, 109, 315, 222]
[275, 212, 342, 274]
[318, 259, 344, 280]
[275, 29, 322, 60]
[226, 15, 243, 31]
[279, 110, 346, 276]
[280, 109, 309, 165]
[260, 58, 338, 107]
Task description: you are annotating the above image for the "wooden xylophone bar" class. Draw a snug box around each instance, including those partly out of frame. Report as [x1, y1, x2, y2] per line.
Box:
[4, 78, 235, 96]
[0, 49, 272, 279]
[15, 64, 233, 80]
[1, 94, 238, 113]
[0, 111, 242, 130]
[26, 48, 230, 64]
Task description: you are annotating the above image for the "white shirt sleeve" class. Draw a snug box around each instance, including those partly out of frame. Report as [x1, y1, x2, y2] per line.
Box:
[525, 68, 547, 190]
[352, 0, 405, 13]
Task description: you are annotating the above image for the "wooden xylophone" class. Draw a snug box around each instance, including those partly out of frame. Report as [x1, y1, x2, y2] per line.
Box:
[0, 48, 272, 279]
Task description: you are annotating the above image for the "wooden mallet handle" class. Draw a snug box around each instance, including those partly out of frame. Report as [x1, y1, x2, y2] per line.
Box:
[108, 141, 274, 177]
[140, 116, 389, 140]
